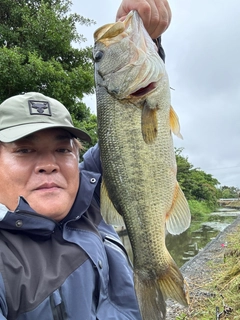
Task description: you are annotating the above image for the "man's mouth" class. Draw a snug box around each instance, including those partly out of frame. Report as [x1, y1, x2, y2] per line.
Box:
[36, 183, 60, 190]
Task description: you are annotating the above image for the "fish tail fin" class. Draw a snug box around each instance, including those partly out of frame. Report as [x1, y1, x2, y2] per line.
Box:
[134, 252, 189, 319]
[159, 251, 189, 307]
[134, 271, 166, 320]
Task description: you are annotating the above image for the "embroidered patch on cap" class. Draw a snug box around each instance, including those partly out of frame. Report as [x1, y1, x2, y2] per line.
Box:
[28, 100, 52, 116]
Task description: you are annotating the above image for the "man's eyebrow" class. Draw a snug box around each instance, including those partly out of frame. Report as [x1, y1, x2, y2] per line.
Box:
[54, 134, 74, 141]
[17, 132, 73, 142]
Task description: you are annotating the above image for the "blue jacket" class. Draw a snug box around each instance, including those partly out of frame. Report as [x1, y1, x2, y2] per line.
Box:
[0, 144, 141, 320]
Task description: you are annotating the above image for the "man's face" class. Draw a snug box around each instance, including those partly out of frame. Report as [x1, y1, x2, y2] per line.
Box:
[0, 128, 80, 221]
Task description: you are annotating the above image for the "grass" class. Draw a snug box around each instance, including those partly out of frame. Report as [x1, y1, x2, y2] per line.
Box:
[188, 200, 215, 218]
[175, 225, 240, 319]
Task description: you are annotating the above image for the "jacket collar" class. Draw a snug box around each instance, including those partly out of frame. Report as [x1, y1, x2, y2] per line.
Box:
[0, 170, 101, 237]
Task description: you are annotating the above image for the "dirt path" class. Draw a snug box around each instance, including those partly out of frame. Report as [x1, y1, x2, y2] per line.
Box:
[166, 215, 240, 319]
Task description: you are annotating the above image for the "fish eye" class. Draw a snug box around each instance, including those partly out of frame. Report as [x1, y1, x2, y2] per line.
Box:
[94, 50, 104, 62]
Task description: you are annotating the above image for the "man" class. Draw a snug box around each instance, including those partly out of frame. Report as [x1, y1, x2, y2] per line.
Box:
[0, 1, 171, 318]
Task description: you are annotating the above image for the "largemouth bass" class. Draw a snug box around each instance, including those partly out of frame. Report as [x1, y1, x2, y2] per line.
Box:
[94, 11, 191, 320]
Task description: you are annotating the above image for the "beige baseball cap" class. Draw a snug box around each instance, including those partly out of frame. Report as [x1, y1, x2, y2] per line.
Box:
[0, 92, 91, 143]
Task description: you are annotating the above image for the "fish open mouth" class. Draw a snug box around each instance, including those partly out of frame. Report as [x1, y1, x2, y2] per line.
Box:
[130, 82, 156, 97]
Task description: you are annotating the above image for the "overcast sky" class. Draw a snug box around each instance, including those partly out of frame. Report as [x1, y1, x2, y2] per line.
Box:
[72, 0, 240, 189]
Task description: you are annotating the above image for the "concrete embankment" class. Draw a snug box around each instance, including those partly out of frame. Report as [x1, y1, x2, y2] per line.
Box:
[219, 199, 240, 209]
[166, 215, 240, 319]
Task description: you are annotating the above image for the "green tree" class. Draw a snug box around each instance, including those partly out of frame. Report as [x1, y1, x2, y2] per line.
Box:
[0, 0, 97, 145]
[175, 148, 194, 199]
[220, 186, 240, 199]
[175, 148, 220, 209]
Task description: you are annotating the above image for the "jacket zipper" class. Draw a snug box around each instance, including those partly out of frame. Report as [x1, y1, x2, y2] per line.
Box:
[50, 288, 67, 320]
[104, 234, 133, 268]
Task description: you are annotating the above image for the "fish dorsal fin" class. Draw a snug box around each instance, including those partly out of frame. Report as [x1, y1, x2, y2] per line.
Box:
[166, 183, 191, 235]
[141, 103, 158, 144]
[100, 179, 125, 227]
[170, 106, 183, 139]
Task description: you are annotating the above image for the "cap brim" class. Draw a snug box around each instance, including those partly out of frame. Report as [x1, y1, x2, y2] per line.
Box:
[0, 123, 91, 143]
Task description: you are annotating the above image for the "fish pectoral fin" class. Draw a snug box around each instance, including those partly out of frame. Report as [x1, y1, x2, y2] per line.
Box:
[170, 106, 183, 139]
[166, 183, 191, 235]
[141, 103, 158, 144]
[100, 179, 125, 227]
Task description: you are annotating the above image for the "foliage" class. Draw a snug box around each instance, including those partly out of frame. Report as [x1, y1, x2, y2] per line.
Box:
[77, 113, 98, 161]
[0, 0, 97, 145]
[175, 148, 220, 211]
[187, 200, 212, 218]
[219, 186, 240, 199]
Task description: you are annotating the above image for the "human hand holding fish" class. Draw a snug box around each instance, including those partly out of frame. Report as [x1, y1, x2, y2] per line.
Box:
[116, 0, 171, 38]
[94, 10, 190, 320]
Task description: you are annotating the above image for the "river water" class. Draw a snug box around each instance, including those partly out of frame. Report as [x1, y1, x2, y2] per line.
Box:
[118, 209, 240, 267]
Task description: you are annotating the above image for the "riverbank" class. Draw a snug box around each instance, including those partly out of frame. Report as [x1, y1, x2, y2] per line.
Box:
[219, 199, 240, 209]
[166, 215, 240, 319]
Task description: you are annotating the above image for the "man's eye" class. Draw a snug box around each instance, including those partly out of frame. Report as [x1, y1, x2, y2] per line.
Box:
[16, 148, 33, 154]
[56, 148, 71, 153]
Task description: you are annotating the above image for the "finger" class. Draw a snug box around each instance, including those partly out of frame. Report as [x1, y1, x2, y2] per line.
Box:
[137, 0, 154, 34]
[116, 0, 171, 38]
[148, 1, 171, 38]
[116, 0, 154, 36]
[142, 0, 159, 38]
[156, 0, 172, 32]
[116, 0, 151, 22]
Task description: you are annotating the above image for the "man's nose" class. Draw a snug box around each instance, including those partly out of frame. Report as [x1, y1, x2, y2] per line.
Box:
[35, 153, 60, 174]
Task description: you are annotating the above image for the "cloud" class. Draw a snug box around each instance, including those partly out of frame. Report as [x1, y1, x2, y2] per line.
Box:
[73, 0, 240, 188]
[164, 0, 240, 187]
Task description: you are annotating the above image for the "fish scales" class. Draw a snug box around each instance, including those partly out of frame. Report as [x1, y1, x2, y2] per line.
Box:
[94, 11, 191, 320]
[98, 87, 175, 270]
